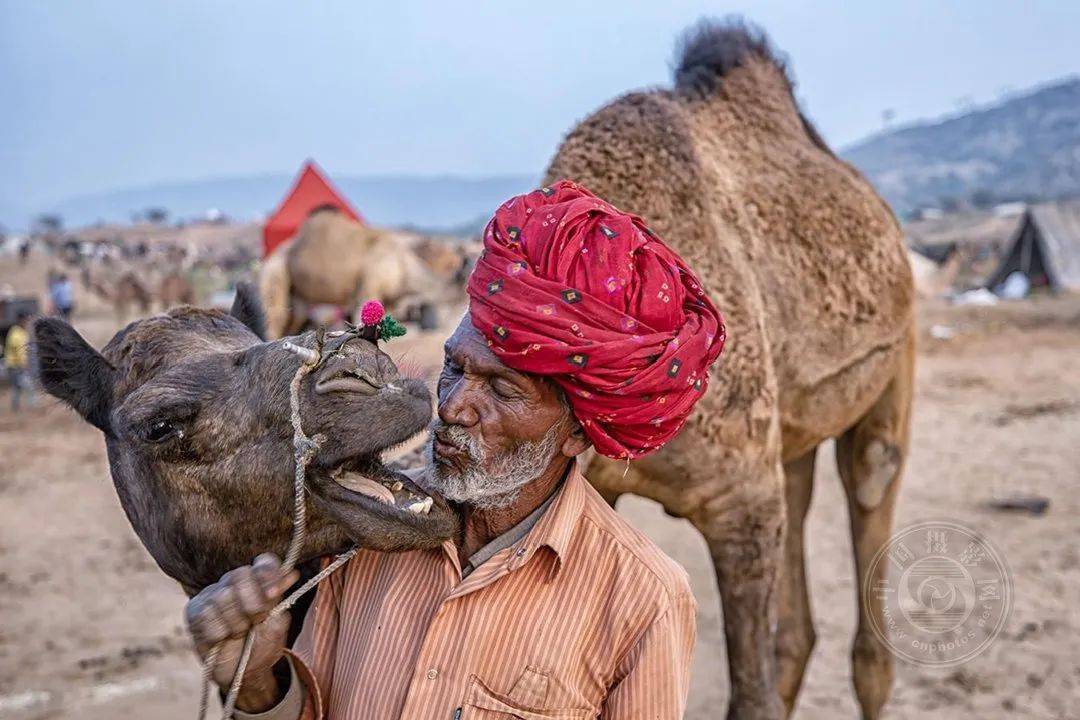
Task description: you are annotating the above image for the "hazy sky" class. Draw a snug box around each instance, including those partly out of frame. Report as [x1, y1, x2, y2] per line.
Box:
[2, 0, 1078, 226]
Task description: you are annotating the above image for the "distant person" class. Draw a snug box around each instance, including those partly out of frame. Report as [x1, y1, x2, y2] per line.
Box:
[18, 237, 31, 265]
[5, 311, 34, 411]
[50, 273, 74, 320]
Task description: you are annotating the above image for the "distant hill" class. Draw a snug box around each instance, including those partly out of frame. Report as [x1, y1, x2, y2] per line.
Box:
[18, 76, 1080, 234]
[843, 77, 1080, 216]
[39, 173, 537, 235]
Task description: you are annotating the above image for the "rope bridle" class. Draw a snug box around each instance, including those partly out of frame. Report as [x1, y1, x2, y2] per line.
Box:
[198, 327, 363, 720]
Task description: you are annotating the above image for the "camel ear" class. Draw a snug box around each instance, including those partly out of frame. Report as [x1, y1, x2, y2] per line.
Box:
[33, 318, 117, 435]
[230, 282, 267, 340]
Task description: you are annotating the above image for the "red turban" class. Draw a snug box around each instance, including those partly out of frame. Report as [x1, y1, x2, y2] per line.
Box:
[466, 180, 725, 460]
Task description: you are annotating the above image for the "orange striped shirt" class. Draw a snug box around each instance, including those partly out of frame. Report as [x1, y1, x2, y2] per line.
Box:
[288, 463, 696, 719]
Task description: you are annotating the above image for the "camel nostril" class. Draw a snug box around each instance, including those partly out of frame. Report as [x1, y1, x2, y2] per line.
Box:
[376, 353, 400, 385]
[403, 379, 431, 403]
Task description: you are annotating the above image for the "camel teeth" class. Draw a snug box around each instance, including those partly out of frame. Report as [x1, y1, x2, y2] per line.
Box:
[390, 481, 403, 492]
[406, 496, 433, 515]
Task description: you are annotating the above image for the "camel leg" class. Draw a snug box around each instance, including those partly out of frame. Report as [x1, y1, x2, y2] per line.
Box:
[696, 460, 786, 720]
[835, 334, 914, 720]
[776, 447, 818, 716]
[596, 486, 622, 509]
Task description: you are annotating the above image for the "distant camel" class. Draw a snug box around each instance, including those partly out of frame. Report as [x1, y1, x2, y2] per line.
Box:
[547, 20, 914, 719]
[158, 271, 195, 309]
[259, 209, 441, 338]
[112, 271, 153, 320]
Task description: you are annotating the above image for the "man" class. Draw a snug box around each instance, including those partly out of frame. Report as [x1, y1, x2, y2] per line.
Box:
[5, 311, 34, 411]
[186, 181, 725, 719]
[49, 273, 75, 321]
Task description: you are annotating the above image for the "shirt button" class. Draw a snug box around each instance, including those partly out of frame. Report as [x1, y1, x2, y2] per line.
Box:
[516, 547, 527, 558]
[426, 668, 439, 680]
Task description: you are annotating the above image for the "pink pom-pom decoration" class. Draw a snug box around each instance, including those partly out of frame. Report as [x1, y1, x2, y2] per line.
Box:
[360, 299, 385, 326]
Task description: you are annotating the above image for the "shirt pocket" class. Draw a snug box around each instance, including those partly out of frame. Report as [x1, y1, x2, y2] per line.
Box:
[459, 675, 595, 720]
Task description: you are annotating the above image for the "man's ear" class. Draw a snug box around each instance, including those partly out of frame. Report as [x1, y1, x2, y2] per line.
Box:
[560, 416, 592, 459]
[229, 281, 267, 340]
[33, 317, 117, 434]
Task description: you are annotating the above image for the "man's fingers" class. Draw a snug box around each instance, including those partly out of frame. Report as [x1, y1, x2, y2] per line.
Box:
[252, 554, 299, 600]
[269, 568, 301, 599]
[252, 553, 282, 576]
[213, 584, 254, 639]
[231, 566, 272, 618]
[185, 555, 297, 661]
[252, 554, 285, 594]
[186, 594, 230, 650]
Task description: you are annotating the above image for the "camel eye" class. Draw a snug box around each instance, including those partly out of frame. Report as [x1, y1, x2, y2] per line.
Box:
[146, 419, 181, 443]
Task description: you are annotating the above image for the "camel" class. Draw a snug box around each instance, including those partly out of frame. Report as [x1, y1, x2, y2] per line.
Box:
[81, 265, 155, 320]
[158, 271, 195, 309]
[111, 270, 154, 319]
[544, 20, 914, 719]
[411, 235, 472, 286]
[259, 208, 443, 339]
[32, 283, 458, 597]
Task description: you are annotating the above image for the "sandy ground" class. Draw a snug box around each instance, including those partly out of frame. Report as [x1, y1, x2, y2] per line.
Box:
[1, 257, 1078, 718]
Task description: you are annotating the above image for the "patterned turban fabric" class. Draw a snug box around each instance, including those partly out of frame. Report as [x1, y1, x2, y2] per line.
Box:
[466, 180, 726, 460]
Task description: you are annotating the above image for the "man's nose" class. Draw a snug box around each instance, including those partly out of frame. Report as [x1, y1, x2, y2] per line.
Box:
[437, 378, 479, 428]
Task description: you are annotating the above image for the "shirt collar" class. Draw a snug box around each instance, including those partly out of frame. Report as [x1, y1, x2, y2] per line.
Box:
[461, 485, 558, 577]
[506, 459, 587, 578]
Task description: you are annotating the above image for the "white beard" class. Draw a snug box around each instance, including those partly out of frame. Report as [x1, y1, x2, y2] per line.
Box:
[426, 418, 564, 510]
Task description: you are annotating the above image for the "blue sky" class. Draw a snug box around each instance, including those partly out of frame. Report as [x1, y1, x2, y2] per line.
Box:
[1, 0, 1078, 227]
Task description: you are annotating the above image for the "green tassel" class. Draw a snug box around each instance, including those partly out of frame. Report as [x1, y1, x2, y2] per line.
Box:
[378, 315, 407, 341]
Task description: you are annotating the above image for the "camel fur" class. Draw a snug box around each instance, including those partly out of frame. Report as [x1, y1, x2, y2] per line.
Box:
[259, 209, 442, 338]
[545, 19, 915, 720]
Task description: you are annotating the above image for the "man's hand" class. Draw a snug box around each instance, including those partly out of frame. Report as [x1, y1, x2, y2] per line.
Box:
[185, 553, 300, 712]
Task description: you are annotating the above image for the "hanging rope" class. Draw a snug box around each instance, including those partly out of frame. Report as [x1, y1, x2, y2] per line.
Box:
[198, 330, 359, 720]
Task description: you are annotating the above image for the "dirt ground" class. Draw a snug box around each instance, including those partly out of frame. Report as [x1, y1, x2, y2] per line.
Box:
[1, 257, 1078, 719]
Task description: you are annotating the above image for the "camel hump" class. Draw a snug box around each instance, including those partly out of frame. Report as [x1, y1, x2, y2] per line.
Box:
[673, 17, 831, 153]
[673, 17, 790, 96]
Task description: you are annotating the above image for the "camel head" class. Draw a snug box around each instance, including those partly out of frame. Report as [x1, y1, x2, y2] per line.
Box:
[33, 284, 457, 594]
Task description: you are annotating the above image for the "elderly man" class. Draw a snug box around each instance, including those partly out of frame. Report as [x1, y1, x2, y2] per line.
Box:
[187, 181, 725, 719]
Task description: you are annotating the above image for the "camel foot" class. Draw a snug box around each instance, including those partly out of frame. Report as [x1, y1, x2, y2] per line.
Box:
[726, 694, 785, 720]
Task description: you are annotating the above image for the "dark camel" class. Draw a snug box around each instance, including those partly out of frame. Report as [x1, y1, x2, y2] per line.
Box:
[33, 283, 458, 597]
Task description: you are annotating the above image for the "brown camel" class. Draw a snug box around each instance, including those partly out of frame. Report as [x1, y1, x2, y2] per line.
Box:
[159, 271, 196, 309]
[544, 20, 914, 719]
[32, 283, 458, 597]
[112, 270, 154, 319]
[260, 208, 442, 338]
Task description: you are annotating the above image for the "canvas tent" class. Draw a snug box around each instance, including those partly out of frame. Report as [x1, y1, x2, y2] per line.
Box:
[985, 200, 1080, 292]
[263, 161, 362, 257]
[904, 210, 1023, 291]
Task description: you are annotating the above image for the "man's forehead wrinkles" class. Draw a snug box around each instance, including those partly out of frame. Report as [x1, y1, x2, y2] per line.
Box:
[446, 339, 530, 383]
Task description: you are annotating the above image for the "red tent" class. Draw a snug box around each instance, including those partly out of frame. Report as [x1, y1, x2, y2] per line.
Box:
[262, 160, 363, 257]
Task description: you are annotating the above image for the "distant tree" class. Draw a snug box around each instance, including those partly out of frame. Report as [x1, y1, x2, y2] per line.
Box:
[33, 213, 63, 234]
[881, 108, 896, 128]
[145, 207, 169, 224]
